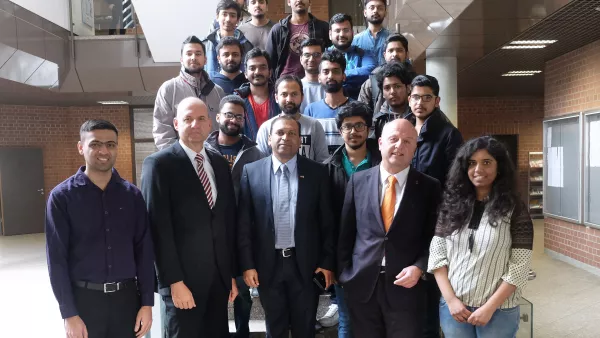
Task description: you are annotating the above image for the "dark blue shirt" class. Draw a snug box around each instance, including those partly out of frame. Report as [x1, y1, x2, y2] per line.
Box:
[45, 167, 155, 319]
[209, 72, 248, 95]
[218, 139, 244, 169]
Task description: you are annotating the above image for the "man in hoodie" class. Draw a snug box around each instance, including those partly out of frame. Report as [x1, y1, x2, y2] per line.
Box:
[210, 37, 248, 94]
[266, 0, 331, 81]
[324, 100, 381, 338]
[205, 95, 264, 338]
[153, 36, 226, 150]
[373, 61, 412, 139]
[328, 13, 376, 100]
[234, 48, 280, 140]
[204, 0, 254, 75]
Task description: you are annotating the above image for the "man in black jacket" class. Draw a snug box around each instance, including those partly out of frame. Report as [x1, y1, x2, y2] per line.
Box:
[266, 0, 331, 81]
[373, 61, 413, 139]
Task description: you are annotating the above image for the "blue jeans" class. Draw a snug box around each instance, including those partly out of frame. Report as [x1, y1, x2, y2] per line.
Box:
[335, 284, 353, 338]
[439, 298, 520, 338]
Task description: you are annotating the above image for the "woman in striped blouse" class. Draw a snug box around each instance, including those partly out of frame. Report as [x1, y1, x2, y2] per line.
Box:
[428, 136, 534, 338]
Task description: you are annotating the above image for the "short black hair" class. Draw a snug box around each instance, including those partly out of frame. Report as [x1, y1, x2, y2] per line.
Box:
[219, 95, 247, 113]
[300, 38, 324, 53]
[216, 0, 241, 18]
[274, 75, 304, 95]
[335, 101, 373, 130]
[386, 33, 408, 52]
[411, 75, 440, 96]
[363, 0, 387, 8]
[181, 35, 206, 56]
[80, 119, 119, 139]
[376, 61, 412, 91]
[329, 13, 353, 28]
[270, 115, 301, 135]
[244, 47, 271, 68]
[216, 36, 243, 55]
[320, 49, 347, 71]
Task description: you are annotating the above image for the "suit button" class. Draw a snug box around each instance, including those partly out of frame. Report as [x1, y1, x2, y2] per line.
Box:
[384, 237, 388, 241]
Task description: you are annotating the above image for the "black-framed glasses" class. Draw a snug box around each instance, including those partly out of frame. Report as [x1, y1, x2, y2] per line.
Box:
[221, 112, 244, 122]
[409, 94, 436, 102]
[302, 52, 322, 59]
[340, 122, 367, 133]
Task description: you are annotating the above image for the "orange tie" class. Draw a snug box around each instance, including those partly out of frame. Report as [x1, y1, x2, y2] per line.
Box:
[381, 175, 397, 232]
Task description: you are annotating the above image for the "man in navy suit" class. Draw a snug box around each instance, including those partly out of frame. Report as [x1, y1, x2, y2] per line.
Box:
[337, 119, 441, 338]
[237, 115, 336, 338]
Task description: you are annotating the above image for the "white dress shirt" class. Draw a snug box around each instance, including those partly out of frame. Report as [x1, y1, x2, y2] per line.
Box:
[179, 140, 218, 201]
[378, 165, 410, 266]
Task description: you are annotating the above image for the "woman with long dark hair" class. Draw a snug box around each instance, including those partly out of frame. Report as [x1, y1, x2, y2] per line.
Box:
[428, 136, 533, 337]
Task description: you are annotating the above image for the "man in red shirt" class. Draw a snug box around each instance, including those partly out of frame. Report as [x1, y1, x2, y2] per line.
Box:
[234, 47, 281, 141]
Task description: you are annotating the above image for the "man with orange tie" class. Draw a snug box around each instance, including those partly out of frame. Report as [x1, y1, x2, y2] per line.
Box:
[337, 119, 441, 338]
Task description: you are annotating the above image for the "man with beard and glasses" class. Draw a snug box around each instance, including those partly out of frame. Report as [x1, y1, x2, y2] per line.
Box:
[204, 0, 254, 76]
[305, 49, 352, 155]
[205, 95, 264, 338]
[373, 61, 413, 139]
[359, 33, 414, 118]
[234, 48, 281, 140]
[153, 35, 226, 150]
[299, 38, 326, 113]
[255, 75, 329, 162]
[324, 101, 382, 337]
[266, 0, 332, 81]
[328, 13, 376, 100]
[352, 0, 390, 66]
[238, 0, 274, 50]
[210, 37, 248, 94]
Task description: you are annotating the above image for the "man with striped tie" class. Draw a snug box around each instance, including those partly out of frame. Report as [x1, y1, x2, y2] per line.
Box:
[141, 97, 238, 337]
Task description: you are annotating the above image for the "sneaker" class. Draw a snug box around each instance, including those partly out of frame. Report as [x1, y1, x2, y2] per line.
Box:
[317, 304, 339, 328]
[250, 287, 259, 298]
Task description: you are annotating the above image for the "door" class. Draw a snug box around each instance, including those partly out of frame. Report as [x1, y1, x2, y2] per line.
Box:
[0, 148, 46, 236]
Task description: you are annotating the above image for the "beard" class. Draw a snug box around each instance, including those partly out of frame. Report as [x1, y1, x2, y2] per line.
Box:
[253, 13, 265, 20]
[219, 122, 241, 136]
[221, 62, 241, 73]
[333, 40, 352, 51]
[280, 103, 300, 115]
[184, 65, 203, 74]
[294, 8, 307, 15]
[347, 138, 366, 150]
[250, 74, 268, 86]
[324, 81, 343, 93]
[367, 16, 384, 25]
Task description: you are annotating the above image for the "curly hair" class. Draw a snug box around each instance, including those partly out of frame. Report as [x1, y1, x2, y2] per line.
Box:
[436, 136, 519, 237]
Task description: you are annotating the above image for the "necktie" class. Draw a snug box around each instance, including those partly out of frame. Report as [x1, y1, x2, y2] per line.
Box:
[195, 153, 214, 209]
[381, 175, 397, 232]
[275, 164, 292, 248]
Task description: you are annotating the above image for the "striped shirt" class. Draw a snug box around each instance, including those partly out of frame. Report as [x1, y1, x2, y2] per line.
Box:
[428, 201, 534, 309]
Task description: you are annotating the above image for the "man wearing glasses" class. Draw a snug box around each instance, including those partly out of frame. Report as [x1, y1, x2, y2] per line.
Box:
[300, 38, 326, 113]
[405, 74, 463, 338]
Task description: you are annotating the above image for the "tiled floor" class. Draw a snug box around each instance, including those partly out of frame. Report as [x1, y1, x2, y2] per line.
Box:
[0, 220, 598, 337]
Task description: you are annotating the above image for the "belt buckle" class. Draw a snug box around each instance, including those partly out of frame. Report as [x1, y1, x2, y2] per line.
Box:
[103, 282, 119, 293]
[282, 248, 292, 258]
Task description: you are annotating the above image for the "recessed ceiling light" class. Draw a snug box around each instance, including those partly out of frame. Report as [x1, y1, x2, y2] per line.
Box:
[510, 40, 557, 44]
[502, 45, 547, 49]
[97, 101, 129, 105]
[595, 6, 600, 11]
[507, 70, 542, 74]
[502, 73, 535, 77]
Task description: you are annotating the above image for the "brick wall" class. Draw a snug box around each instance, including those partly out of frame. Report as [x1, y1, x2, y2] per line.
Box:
[544, 39, 600, 269]
[457, 97, 545, 201]
[0, 105, 133, 199]
[269, 0, 329, 22]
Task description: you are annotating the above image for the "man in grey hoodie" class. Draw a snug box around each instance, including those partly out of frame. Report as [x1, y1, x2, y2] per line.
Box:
[153, 36, 226, 150]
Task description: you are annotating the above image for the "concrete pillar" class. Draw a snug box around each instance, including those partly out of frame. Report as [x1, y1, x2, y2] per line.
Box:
[425, 56, 458, 127]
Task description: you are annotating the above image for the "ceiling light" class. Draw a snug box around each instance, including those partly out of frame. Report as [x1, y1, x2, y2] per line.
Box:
[97, 101, 129, 105]
[502, 45, 547, 49]
[502, 73, 535, 77]
[507, 70, 542, 74]
[510, 40, 557, 45]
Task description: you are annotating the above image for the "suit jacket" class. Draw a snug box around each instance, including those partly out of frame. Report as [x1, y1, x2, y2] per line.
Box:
[237, 156, 336, 287]
[338, 166, 441, 310]
[140, 142, 237, 301]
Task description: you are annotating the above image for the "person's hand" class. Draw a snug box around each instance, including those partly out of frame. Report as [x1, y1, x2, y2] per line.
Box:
[229, 278, 239, 303]
[447, 297, 472, 323]
[64, 315, 88, 338]
[315, 268, 334, 289]
[393, 266, 422, 288]
[134, 306, 152, 337]
[468, 304, 495, 326]
[243, 269, 259, 288]
[170, 281, 196, 310]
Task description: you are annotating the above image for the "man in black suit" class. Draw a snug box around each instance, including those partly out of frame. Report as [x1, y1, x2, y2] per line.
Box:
[338, 119, 441, 338]
[237, 115, 336, 338]
[141, 97, 238, 338]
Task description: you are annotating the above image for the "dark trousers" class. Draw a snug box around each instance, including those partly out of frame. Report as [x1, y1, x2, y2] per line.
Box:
[73, 283, 140, 338]
[161, 272, 230, 338]
[347, 274, 422, 338]
[423, 275, 441, 338]
[233, 276, 252, 338]
[259, 253, 319, 338]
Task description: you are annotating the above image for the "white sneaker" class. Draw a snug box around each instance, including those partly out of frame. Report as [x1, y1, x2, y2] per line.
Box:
[317, 304, 339, 328]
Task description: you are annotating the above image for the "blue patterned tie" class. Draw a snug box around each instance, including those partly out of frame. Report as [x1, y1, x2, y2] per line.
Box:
[275, 164, 292, 248]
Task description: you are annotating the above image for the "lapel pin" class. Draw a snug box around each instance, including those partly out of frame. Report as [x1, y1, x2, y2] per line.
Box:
[300, 175, 305, 179]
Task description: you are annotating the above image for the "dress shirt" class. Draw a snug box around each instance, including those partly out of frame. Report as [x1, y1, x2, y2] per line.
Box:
[352, 27, 390, 65]
[46, 167, 155, 319]
[378, 165, 409, 266]
[271, 155, 298, 248]
[179, 140, 218, 201]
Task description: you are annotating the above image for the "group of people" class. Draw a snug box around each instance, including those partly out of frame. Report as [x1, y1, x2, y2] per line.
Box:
[45, 0, 534, 338]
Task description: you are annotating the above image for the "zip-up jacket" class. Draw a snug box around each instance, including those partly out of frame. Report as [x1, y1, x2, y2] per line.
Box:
[372, 104, 412, 140]
[233, 82, 281, 140]
[327, 45, 376, 100]
[203, 29, 254, 75]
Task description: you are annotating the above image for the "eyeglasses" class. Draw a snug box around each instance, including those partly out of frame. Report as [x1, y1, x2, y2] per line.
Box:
[409, 94, 436, 102]
[340, 122, 367, 133]
[221, 112, 244, 122]
[302, 52, 322, 59]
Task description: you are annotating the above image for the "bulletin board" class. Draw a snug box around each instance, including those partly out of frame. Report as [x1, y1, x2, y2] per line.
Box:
[584, 111, 600, 227]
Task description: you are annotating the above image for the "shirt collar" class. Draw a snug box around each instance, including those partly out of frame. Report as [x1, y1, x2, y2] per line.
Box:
[272, 155, 298, 175]
[179, 139, 208, 164]
[379, 165, 410, 187]
[73, 166, 120, 187]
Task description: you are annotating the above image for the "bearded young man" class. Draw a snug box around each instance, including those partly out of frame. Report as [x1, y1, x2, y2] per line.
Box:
[352, 0, 390, 66]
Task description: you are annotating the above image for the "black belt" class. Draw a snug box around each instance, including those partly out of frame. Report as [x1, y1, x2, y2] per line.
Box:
[276, 248, 295, 258]
[380, 266, 386, 274]
[74, 279, 136, 293]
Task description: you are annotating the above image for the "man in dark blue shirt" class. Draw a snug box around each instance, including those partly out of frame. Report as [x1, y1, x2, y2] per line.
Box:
[46, 119, 155, 338]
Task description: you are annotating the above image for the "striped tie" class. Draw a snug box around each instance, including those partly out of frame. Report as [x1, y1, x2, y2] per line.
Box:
[195, 153, 214, 209]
